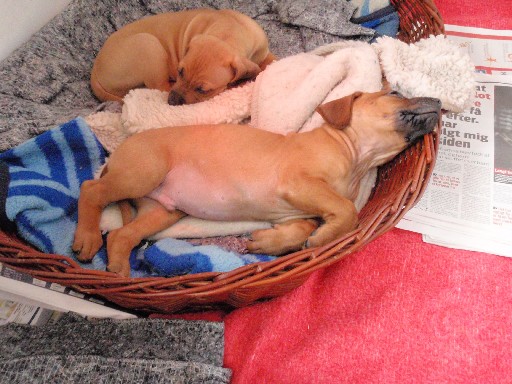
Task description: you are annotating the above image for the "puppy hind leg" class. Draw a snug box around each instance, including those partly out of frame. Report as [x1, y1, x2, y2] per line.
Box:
[98, 135, 171, 201]
[128, 33, 173, 92]
[73, 179, 111, 261]
[106, 198, 186, 277]
[248, 219, 318, 255]
[93, 33, 172, 100]
[73, 144, 169, 262]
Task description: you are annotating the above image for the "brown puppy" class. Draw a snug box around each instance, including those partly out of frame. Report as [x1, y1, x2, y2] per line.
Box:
[73, 91, 441, 277]
[91, 9, 275, 105]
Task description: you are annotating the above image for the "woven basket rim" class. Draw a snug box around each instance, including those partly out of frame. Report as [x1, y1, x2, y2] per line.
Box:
[0, 0, 444, 313]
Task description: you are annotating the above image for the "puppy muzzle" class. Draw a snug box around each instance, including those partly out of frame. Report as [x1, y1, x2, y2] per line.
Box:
[399, 97, 441, 143]
[168, 90, 185, 105]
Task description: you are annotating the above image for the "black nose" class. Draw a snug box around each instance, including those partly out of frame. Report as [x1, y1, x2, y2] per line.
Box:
[168, 90, 185, 105]
[427, 97, 442, 108]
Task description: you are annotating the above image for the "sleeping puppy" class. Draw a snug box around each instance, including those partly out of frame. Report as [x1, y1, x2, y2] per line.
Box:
[91, 8, 275, 104]
[73, 91, 441, 277]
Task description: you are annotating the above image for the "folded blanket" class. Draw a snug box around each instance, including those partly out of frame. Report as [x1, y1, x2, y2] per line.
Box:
[251, 40, 382, 133]
[0, 118, 272, 277]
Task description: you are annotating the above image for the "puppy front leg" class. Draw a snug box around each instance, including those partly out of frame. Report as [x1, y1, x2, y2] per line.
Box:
[283, 178, 358, 249]
[248, 218, 318, 255]
[106, 198, 186, 277]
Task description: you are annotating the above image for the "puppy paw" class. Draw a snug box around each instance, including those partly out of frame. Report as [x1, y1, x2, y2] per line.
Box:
[105, 229, 134, 278]
[106, 260, 131, 278]
[248, 221, 314, 255]
[247, 227, 285, 255]
[72, 230, 103, 262]
[306, 218, 357, 249]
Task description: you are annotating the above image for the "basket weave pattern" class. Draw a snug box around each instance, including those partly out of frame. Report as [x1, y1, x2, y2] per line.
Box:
[0, 0, 444, 313]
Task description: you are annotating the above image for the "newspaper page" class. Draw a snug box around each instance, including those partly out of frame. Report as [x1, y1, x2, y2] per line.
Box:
[442, 24, 512, 75]
[398, 73, 512, 257]
[398, 24, 512, 256]
[0, 262, 138, 323]
[0, 296, 64, 326]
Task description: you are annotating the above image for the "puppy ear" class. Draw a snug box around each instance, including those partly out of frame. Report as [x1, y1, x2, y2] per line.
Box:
[230, 56, 261, 84]
[316, 92, 362, 129]
[381, 78, 392, 92]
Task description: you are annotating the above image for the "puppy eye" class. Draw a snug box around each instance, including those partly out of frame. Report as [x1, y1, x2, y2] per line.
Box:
[178, 68, 184, 77]
[389, 90, 404, 98]
[195, 86, 209, 94]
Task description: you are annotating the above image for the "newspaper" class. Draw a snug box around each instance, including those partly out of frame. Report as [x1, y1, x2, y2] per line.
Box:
[0, 262, 137, 324]
[397, 25, 512, 257]
[442, 24, 512, 75]
[0, 296, 64, 326]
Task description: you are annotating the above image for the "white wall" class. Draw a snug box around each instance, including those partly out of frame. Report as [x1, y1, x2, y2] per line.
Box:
[0, 0, 72, 62]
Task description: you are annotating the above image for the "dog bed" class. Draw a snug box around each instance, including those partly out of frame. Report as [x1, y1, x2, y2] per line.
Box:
[0, 0, 446, 313]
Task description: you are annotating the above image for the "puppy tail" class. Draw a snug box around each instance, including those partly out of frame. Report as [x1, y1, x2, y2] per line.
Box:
[118, 200, 134, 225]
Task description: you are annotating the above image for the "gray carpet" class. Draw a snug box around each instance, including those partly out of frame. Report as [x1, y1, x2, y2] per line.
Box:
[0, 313, 230, 383]
[0, 0, 372, 152]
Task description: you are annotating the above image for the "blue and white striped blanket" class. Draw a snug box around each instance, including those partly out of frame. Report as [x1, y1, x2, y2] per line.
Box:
[0, 118, 274, 277]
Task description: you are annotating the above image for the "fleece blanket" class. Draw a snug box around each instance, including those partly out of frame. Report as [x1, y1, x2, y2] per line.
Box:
[88, 35, 474, 145]
[0, 313, 230, 383]
[0, 119, 274, 277]
[219, 228, 512, 384]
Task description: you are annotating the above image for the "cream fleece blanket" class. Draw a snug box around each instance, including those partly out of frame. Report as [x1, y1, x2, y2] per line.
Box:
[373, 35, 475, 112]
[85, 35, 474, 239]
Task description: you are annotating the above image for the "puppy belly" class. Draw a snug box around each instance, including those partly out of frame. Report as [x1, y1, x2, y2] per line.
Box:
[147, 166, 299, 222]
[148, 185, 242, 221]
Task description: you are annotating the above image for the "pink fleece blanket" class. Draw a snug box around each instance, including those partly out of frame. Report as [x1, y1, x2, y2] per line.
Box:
[224, 228, 512, 383]
[156, 2, 512, 383]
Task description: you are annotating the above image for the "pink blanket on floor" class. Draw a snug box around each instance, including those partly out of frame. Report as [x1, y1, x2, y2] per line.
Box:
[223, 228, 512, 383]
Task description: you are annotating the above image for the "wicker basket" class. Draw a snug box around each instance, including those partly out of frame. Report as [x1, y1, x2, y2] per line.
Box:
[0, 0, 444, 314]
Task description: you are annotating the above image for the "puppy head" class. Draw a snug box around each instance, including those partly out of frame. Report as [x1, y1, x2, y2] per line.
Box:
[316, 90, 441, 165]
[168, 35, 261, 105]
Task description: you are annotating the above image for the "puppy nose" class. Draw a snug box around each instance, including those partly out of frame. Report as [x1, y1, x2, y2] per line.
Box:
[430, 98, 442, 107]
[426, 97, 442, 107]
[168, 91, 185, 105]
